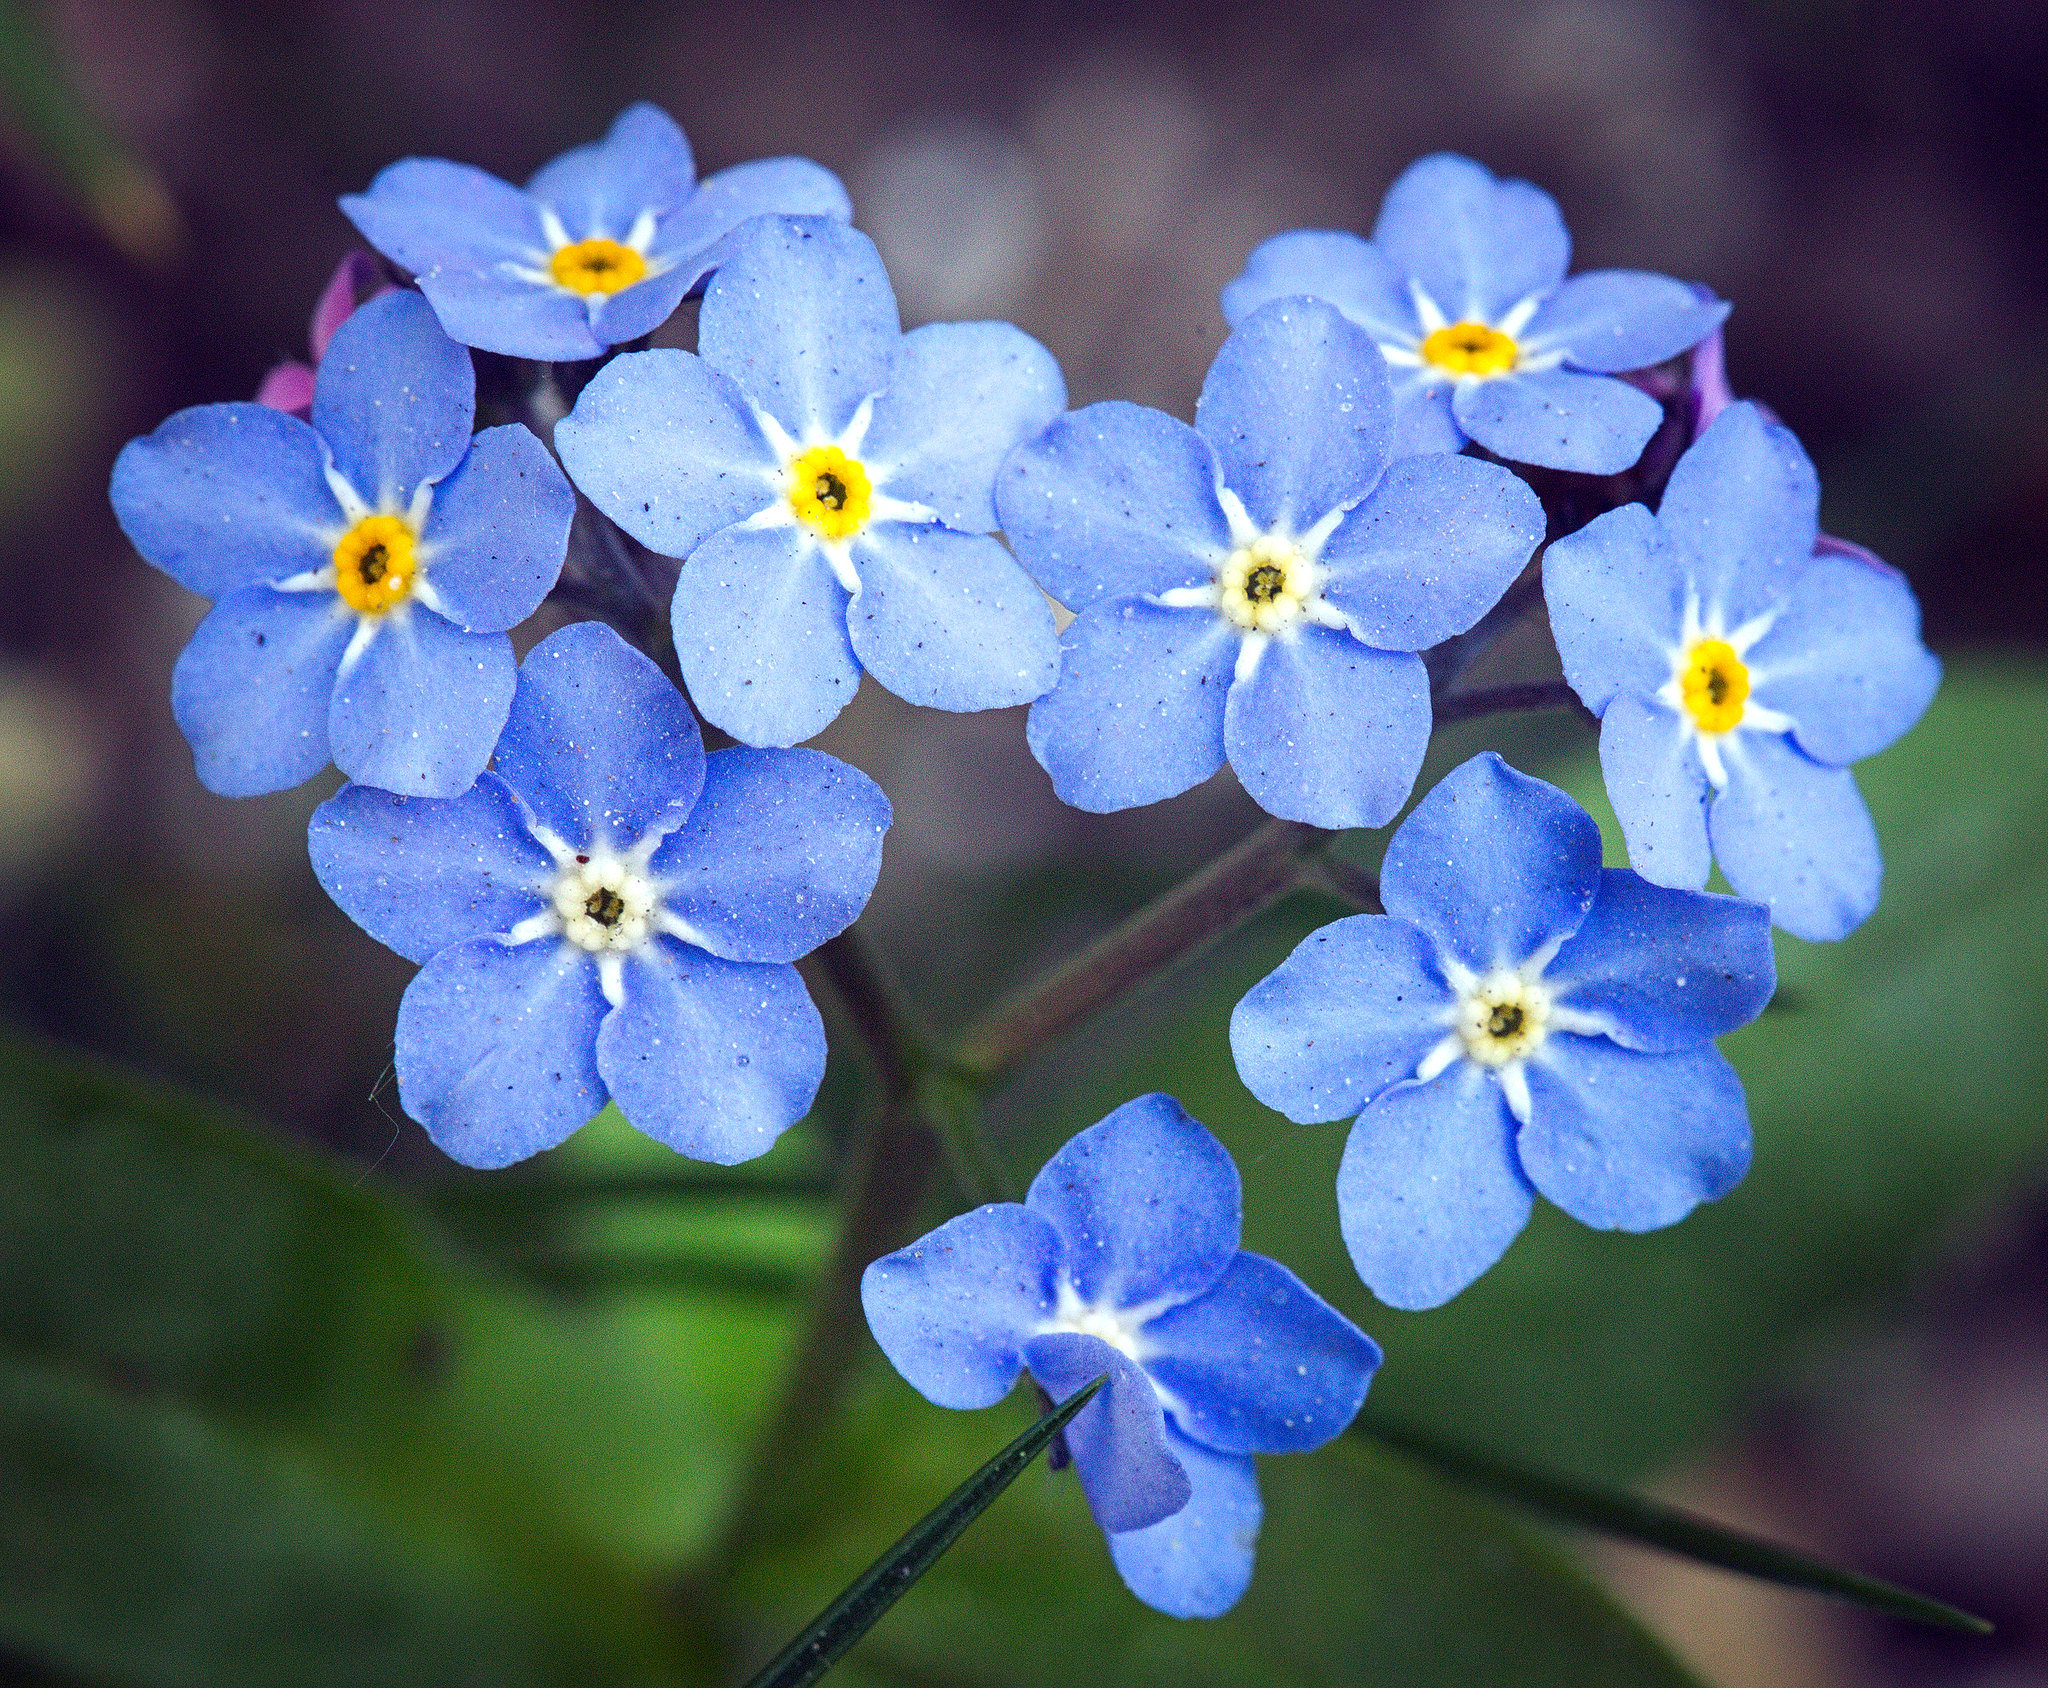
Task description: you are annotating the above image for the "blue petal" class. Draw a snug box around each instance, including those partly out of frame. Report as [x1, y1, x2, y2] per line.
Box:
[1546, 869, 1775, 1052]
[308, 774, 553, 964]
[1224, 630, 1430, 828]
[110, 403, 337, 599]
[1337, 1065, 1534, 1309]
[170, 586, 351, 796]
[596, 943, 824, 1164]
[1709, 729, 1880, 942]
[494, 620, 706, 848]
[1518, 1037, 1751, 1231]
[1025, 599, 1235, 813]
[1746, 551, 1941, 767]
[1143, 1252, 1379, 1455]
[1106, 1428, 1261, 1620]
[1230, 914, 1455, 1124]
[578, 266, 699, 350]
[645, 157, 853, 291]
[648, 747, 889, 963]
[1523, 272, 1729, 374]
[993, 402, 1228, 611]
[394, 936, 609, 1168]
[861, 1203, 1063, 1410]
[341, 157, 542, 278]
[668, 524, 859, 747]
[1193, 298, 1393, 534]
[1452, 365, 1662, 475]
[1319, 453, 1543, 650]
[1543, 504, 1681, 716]
[860, 322, 1066, 533]
[312, 292, 475, 511]
[1025, 1094, 1240, 1309]
[1599, 694, 1712, 890]
[524, 103, 696, 239]
[557, 348, 781, 561]
[1657, 403, 1819, 628]
[419, 424, 574, 632]
[696, 216, 898, 441]
[328, 611, 514, 798]
[1023, 1332, 1190, 1535]
[1379, 752, 1602, 971]
[410, 266, 611, 362]
[1372, 154, 1570, 323]
[1220, 228, 1421, 344]
[846, 523, 1059, 713]
[1391, 377, 1464, 458]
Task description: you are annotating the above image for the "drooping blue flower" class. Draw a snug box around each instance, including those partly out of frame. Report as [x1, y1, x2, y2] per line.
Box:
[110, 291, 573, 799]
[995, 297, 1543, 827]
[308, 620, 890, 1168]
[341, 103, 851, 361]
[1544, 402, 1940, 941]
[863, 1093, 1378, 1618]
[1231, 753, 1775, 1310]
[555, 215, 1063, 746]
[1221, 153, 1730, 474]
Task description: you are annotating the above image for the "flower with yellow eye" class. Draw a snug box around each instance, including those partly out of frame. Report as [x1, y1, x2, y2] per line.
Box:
[342, 103, 851, 361]
[110, 292, 573, 798]
[1222, 153, 1729, 474]
[1544, 403, 1941, 941]
[557, 215, 1065, 748]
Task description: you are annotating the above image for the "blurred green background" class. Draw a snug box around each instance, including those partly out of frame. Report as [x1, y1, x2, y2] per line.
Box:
[1, 0, 2045, 1683]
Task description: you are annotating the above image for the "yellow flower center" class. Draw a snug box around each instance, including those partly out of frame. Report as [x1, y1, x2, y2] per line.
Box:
[787, 445, 872, 540]
[1680, 639, 1750, 734]
[1218, 535, 1312, 633]
[1421, 321, 1519, 377]
[549, 238, 648, 297]
[332, 514, 419, 615]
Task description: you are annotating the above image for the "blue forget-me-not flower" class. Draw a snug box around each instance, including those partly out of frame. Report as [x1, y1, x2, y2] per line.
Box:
[556, 215, 1064, 747]
[342, 103, 851, 361]
[1232, 754, 1775, 1310]
[308, 620, 890, 1169]
[1544, 402, 1940, 942]
[863, 1093, 1379, 1618]
[111, 290, 574, 799]
[1221, 154, 1729, 475]
[995, 297, 1543, 828]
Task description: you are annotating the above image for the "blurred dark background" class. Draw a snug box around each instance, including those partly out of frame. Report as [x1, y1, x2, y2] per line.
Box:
[1, 1, 2045, 1683]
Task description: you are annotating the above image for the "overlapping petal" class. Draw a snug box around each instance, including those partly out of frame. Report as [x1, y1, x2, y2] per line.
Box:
[170, 587, 352, 796]
[328, 612, 515, 799]
[1372, 153, 1570, 323]
[1106, 1429, 1261, 1620]
[1230, 915, 1454, 1124]
[650, 748, 890, 963]
[1024, 1093, 1240, 1310]
[1022, 1333, 1191, 1535]
[493, 621, 705, 847]
[1220, 228, 1420, 344]
[595, 944, 824, 1165]
[308, 774, 553, 965]
[1523, 271, 1729, 373]
[1710, 730, 1881, 942]
[312, 292, 475, 510]
[524, 102, 695, 238]
[1379, 753, 1602, 972]
[1543, 504, 1682, 716]
[646, 157, 853, 289]
[419, 424, 575, 632]
[1452, 364, 1663, 476]
[1599, 695, 1713, 890]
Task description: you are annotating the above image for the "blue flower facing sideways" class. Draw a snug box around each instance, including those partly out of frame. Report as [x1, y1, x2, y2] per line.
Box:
[1232, 754, 1775, 1310]
[1544, 402, 1940, 942]
[309, 621, 890, 1168]
[110, 291, 574, 798]
[343, 103, 850, 361]
[863, 1094, 1379, 1619]
[1222, 153, 1730, 474]
[995, 297, 1543, 828]
[557, 215, 1064, 747]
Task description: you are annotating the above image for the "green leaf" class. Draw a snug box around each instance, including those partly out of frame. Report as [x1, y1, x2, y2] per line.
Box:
[735, 1376, 1705, 1688]
[1362, 1421, 1991, 1634]
[744, 1377, 1104, 1688]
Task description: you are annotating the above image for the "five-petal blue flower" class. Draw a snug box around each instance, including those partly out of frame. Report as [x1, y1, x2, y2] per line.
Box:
[555, 214, 1065, 746]
[341, 103, 850, 361]
[308, 620, 890, 1168]
[1232, 753, 1775, 1309]
[996, 297, 1543, 827]
[1221, 153, 1730, 474]
[863, 1093, 1379, 1617]
[111, 290, 574, 798]
[1544, 402, 1941, 941]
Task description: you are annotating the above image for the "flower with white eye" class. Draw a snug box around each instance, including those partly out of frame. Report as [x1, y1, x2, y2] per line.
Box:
[1232, 753, 1777, 1311]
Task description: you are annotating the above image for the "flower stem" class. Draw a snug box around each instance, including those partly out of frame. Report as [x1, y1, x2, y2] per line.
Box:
[1435, 678, 1592, 726]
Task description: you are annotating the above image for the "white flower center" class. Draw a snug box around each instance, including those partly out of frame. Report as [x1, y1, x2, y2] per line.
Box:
[550, 850, 658, 953]
[1217, 533, 1315, 633]
[1452, 968, 1552, 1067]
